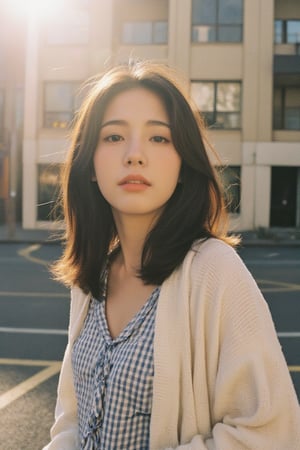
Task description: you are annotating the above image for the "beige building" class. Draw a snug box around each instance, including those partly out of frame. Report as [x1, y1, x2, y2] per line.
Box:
[1, 0, 300, 231]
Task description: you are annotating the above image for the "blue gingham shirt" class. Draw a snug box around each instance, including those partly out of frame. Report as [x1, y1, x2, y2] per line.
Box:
[72, 286, 159, 450]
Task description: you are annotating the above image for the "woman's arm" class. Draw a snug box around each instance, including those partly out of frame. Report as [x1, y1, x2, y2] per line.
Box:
[42, 287, 90, 450]
[42, 342, 80, 450]
[151, 239, 300, 450]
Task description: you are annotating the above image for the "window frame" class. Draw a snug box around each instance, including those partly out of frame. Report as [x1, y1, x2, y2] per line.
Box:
[191, 80, 242, 130]
[43, 81, 82, 129]
[191, 0, 244, 43]
[121, 20, 168, 45]
[273, 85, 300, 131]
[274, 19, 300, 44]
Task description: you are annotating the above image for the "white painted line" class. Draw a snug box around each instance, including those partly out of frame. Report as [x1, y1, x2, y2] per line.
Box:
[0, 362, 61, 410]
[0, 291, 68, 298]
[0, 327, 68, 335]
[277, 332, 300, 338]
[0, 358, 61, 366]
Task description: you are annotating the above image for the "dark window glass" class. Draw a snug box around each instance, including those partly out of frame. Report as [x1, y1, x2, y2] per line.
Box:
[287, 21, 300, 44]
[218, 0, 243, 24]
[192, 0, 243, 42]
[274, 20, 300, 44]
[274, 20, 283, 44]
[218, 165, 241, 213]
[191, 81, 241, 129]
[218, 25, 242, 42]
[273, 87, 300, 131]
[192, 0, 217, 25]
[37, 164, 62, 221]
[153, 21, 168, 44]
[44, 82, 82, 129]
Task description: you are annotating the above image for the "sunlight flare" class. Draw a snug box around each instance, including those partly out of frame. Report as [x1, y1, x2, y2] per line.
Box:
[4, 0, 66, 20]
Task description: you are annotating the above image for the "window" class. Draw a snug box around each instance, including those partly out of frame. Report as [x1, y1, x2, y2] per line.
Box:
[191, 81, 242, 129]
[275, 20, 300, 44]
[192, 0, 243, 42]
[44, 82, 82, 129]
[37, 164, 62, 221]
[217, 166, 241, 213]
[273, 87, 300, 130]
[46, 10, 89, 45]
[122, 21, 168, 44]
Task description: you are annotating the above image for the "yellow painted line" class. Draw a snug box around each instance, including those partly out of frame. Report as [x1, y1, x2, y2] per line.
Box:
[0, 291, 68, 298]
[0, 358, 61, 366]
[0, 362, 61, 410]
[18, 244, 49, 267]
[257, 279, 300, 293]
[289, 366, 300, 372]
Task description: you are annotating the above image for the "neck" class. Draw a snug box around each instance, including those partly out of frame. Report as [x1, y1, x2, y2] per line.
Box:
[112, 213, 157, 276]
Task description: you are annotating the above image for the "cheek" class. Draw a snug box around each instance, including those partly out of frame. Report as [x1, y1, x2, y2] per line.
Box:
[93, 154, 111, 191]
[162, 154, 181, 182]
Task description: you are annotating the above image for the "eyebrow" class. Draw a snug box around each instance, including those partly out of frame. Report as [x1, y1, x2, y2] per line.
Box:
[100, 119, 171, 129]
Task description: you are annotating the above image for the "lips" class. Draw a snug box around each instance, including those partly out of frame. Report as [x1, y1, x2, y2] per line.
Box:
[118, 175, 151, 186]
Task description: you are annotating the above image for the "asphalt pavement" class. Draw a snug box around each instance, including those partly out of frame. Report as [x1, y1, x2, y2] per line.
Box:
[0, 228, 299, 450]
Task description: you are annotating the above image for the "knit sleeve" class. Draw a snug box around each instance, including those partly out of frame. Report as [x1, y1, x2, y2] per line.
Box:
[200, 243, 300, 449]
[42, 286, 90, 450]
[152, 239, 300, 450]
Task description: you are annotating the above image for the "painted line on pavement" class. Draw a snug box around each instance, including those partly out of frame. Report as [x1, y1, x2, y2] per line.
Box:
[289, 366, 300, 372]
[278, 332, 300, 338]
[0, 291, 68, 298]
[0, 361, 61, 410]
[0, 326, 68, 335]
[18, 244, 49, 267]
[0, 358, 61, 366]
[257, 279, 300, 293]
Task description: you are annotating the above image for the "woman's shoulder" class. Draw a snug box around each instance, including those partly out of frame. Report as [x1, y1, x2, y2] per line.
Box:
[190, 237, 240, 266]
[184, 237, 251, 285]
[68, 286, 91, 339]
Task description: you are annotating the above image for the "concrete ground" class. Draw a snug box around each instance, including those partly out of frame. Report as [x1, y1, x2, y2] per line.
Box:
[1, 223, 300, 246]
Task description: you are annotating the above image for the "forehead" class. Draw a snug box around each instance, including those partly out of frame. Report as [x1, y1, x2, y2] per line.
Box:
[102, 87, 169, 121]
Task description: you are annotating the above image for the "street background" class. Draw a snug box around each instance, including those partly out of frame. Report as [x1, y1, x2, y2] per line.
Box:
[0, 230, 299, 450]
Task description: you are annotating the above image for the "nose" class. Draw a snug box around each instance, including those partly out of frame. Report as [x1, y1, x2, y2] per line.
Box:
[123, 138, 146, 167]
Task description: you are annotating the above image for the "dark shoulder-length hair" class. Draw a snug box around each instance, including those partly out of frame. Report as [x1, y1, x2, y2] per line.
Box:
[52, 61, 239, 298]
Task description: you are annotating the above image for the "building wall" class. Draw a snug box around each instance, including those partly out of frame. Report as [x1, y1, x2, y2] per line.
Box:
[20, 0, 300, 230]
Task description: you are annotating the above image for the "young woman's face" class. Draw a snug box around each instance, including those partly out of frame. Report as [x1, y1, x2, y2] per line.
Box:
[93, 87, 182, 222]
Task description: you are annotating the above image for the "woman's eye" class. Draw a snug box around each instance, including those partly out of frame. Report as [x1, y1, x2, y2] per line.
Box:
[104, 134, 123, 143]
[150, 136, 170, 143]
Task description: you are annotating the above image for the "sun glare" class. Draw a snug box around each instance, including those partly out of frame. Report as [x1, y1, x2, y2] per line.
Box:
[5, 0, 66, 20]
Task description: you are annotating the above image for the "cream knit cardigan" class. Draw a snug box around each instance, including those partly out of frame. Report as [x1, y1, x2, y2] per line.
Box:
[44, 239, 300, 450]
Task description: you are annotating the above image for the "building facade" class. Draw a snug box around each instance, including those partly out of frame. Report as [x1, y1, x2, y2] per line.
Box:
[1, 0, 300, 231]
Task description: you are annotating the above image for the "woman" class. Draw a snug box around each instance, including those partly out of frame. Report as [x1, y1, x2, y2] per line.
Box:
[44, 62, 300, 449]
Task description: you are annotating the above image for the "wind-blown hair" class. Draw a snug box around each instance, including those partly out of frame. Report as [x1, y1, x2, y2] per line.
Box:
[52, 61, 238, 298]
